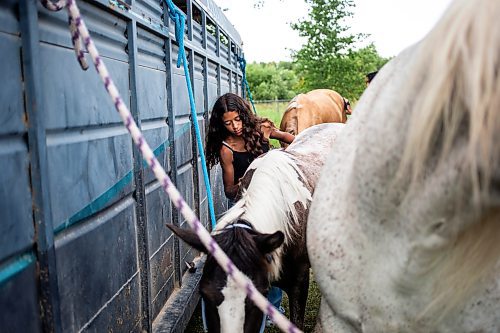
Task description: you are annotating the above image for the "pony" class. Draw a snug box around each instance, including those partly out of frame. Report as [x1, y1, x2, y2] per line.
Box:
[307, 0, 500, 331]
[168, 123, 344, 332]
[279, 89, 351, 147]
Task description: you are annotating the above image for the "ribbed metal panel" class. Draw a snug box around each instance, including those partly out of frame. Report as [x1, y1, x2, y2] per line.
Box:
[38, 1, 128, 62]
[0, 0, 243, 331]
[135, 0, 163, 25]
[174, 117, 193, 166]
[206, 31, 217, 57]
[0, 2, 18, 35]
[0, 6, 34, 262]
[0, 11, 23, 135]
[219, 38, 229, 62]
[0, 138, 34, 259]
[147, 181, 175, 319]
[231, 72, 237, 93]
[192, 20, 203, 49]
[137, 27, 166, 70]
[220, 66, 230, 94]
[207, 59, 218, 85]
[0, 5, 40, 331]
[193, 53, 205, 114]
[0, 263, 42, 332]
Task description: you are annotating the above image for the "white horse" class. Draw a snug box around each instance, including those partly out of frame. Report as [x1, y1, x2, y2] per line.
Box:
[308, 0, 500, 331]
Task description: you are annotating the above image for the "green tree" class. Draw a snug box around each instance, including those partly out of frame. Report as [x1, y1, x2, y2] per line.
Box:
[292, 0, 388, 101]
[246, 62, 300, 100]
[347, 44, 390, 98]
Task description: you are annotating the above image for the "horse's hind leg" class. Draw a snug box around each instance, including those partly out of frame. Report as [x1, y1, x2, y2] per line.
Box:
[286, 268, 310, 329]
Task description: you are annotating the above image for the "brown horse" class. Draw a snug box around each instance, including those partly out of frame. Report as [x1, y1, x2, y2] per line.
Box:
[279, 89, 351, 147]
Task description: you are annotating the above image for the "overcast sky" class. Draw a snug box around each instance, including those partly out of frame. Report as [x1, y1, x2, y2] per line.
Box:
[214, 0, 454, 63]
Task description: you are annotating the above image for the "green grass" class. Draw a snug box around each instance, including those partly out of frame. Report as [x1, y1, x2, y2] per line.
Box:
[253, 101, 289, 148]
[184, 271, 321, 332]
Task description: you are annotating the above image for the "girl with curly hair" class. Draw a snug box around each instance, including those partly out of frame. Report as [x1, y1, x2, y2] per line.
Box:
[206, 93, 294, 201]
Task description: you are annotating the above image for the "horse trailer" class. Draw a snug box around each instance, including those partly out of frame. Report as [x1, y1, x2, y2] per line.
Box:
[0, 0, 244, 331]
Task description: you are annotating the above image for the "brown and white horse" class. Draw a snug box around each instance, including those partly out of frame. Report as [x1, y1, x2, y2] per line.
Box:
[279, 89, 351, 147]
[168, 123, 344, 332]
[308, 0, 500, 331]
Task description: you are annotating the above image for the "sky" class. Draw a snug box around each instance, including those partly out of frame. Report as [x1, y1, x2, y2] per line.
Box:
[214, 0, 454, 63]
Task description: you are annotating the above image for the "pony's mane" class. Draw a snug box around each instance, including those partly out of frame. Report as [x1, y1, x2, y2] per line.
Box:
[399, 0, 500, 205]
[215, 150, 312, 279]
[217, 150, 311, 242]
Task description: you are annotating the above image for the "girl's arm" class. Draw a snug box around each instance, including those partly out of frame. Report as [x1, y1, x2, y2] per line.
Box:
[269, 128, 295, 144]
[219, 145, 239, 200]
[260, 121, 295, 144]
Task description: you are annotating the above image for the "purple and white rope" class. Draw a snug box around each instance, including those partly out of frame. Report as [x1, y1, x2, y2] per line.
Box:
[39, 1, 301, 332]
[42, 0, 88, 70]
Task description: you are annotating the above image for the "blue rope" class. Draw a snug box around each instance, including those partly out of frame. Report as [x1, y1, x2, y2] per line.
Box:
[237, 55, 257, 114]
[165, 0, 217, 228]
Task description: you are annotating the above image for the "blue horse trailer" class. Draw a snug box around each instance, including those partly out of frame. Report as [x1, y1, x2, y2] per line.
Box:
[0, 0, 244, 331]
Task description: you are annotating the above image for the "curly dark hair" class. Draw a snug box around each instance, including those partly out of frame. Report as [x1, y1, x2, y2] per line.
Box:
[205, 93, 272, 169]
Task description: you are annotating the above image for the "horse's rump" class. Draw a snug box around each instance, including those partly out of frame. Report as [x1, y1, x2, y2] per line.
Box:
[279, 89, 348, 147]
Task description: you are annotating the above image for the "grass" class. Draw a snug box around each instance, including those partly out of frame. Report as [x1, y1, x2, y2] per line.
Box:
[184, 271, 321, 332]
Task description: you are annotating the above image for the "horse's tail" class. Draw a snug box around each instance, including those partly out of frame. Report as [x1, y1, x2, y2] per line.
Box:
[280, 95, 301, 147]
[397, 0, 500, 321]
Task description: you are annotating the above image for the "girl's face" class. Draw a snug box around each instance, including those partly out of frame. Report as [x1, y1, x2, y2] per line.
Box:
[222, 111, 243, 136]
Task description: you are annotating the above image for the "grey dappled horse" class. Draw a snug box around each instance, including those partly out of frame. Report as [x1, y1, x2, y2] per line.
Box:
[308, 0, 500, 331]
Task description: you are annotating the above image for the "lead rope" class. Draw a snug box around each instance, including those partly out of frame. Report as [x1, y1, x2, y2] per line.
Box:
[237, 54, 257, 114]
[163, 0, 216, 228]
[39, 1, 301, 332]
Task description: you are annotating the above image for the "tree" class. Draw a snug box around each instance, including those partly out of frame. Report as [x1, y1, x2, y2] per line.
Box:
[346, 44, 390, 98]
[291, 0, 388, 101]
[246, 62, 300, 100]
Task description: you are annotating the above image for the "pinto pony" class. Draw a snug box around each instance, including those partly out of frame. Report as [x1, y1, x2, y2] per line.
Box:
[308, 0, 500, 331]
[168, 123, 344, 332]
[279, 89, 351, 147]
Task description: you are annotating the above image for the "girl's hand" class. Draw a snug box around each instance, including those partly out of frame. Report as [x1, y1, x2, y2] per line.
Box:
[270, 128, 295, 144]
[260, 121, 294, 144]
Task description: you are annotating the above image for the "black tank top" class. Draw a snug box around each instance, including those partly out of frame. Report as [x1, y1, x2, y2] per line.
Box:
[222, 141, 270, 183]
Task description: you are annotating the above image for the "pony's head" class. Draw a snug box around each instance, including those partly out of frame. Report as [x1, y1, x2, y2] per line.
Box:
[167, 222, 284, 333]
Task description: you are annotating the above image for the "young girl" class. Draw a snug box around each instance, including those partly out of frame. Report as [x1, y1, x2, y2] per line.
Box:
[206, 93, 294, 201]
[204, 92, 292, 329]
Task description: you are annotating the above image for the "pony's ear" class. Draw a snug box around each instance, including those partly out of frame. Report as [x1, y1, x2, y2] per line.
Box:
[166, 224, 206, 253]
[254, 231, 285, 254]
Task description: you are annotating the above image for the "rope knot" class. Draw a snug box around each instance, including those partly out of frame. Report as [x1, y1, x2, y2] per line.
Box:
[165, 0, 187, 68]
